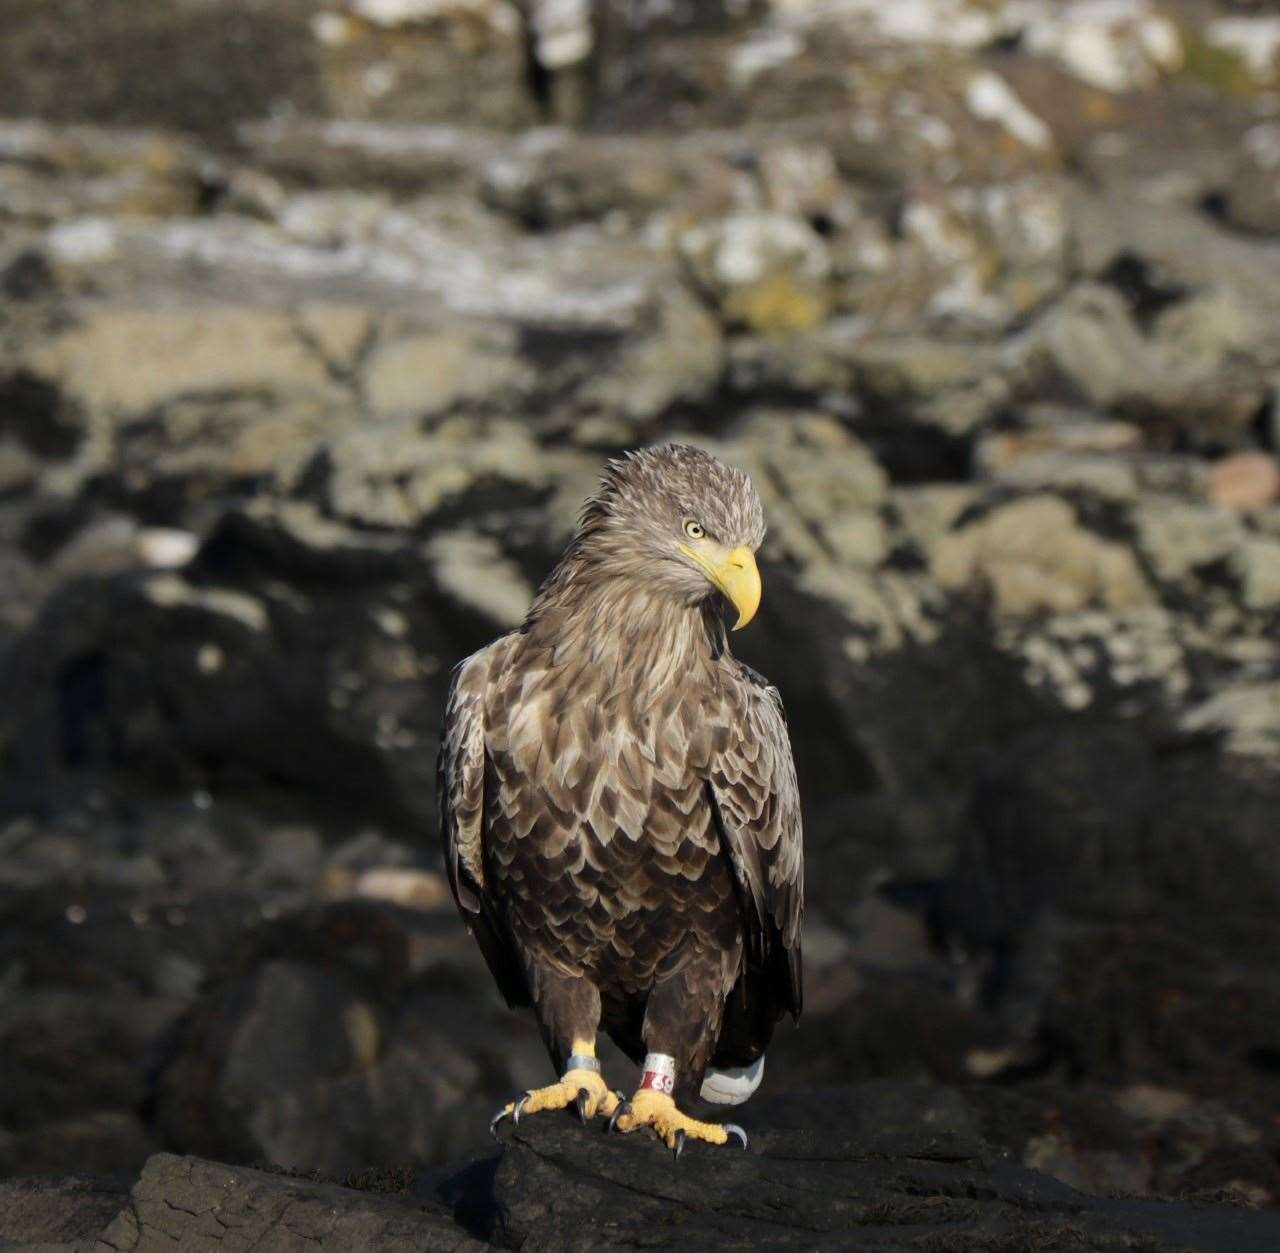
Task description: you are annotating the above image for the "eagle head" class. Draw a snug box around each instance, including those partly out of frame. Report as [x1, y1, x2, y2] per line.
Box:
[576, 444, 766, 630]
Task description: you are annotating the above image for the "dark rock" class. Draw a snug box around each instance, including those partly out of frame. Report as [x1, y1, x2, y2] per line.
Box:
[93, 1152, 482, 1252]
[472, 1096, 1280, 1250]
[0, 0, 325, 140]
[151, 900, 550, 1174]
[473, 1090, 1280, 1249]
[0, 1171, 131, 1249]
[2, 248, 55, 301]
[12, 1088, 1280, 1250]
[1227, 123, 1280, 236]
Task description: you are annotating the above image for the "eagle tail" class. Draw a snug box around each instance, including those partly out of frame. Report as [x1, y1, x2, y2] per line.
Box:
[699, 1055, 764, 1106]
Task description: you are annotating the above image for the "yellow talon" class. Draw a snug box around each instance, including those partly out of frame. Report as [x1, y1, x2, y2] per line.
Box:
[610, 1088, 739, 1151]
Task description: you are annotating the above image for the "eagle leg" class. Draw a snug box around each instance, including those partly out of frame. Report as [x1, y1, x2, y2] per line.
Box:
[610, 1087, 747, 1153]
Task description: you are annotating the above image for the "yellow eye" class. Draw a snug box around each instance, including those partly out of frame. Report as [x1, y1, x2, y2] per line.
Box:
[683, 519, 705, 539]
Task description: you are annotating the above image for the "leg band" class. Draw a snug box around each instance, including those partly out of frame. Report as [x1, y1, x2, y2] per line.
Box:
[639, 1052, 676, 1094]
[566, 1053, 601, 1073]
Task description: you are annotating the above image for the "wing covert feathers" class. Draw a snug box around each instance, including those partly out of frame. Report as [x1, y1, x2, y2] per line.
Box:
[439, 650, 490, 914]
[708, 666, 805, 1019]
[438, 641, 533, 1008]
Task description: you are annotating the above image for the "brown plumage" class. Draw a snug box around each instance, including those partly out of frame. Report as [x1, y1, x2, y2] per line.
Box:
[438, 444, 802, 1145]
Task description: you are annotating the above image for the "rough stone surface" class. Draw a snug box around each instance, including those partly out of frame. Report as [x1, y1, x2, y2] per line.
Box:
[9, 1094, 1280, 1250]
[93, 1152, 483, 1252]
[1228, 122, 1280, 235]
[931, 495, 1153, 617]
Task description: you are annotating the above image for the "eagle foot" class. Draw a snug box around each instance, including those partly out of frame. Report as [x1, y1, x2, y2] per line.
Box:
[608, 1088, 748, 1155]
[490, 1068, 619, 1138]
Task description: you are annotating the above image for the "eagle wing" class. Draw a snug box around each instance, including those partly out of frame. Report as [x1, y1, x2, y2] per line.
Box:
[708, 663, 804, 1020]
[437, 642, 531, 1007]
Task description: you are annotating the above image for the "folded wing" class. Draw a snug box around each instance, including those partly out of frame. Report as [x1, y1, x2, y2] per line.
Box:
[707, 664, 804, 1020]
[438, 646, 531, 1008]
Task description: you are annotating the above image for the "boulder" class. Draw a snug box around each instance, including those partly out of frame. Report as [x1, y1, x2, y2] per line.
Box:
[1227, 122, 1280, 235]
[679, 212, 833, 333]
[931, 495, 1153, 618]
[12, 1097, 1280, 1250]
[93, 1151, 481, 1252]
[313, 2, 535, 129]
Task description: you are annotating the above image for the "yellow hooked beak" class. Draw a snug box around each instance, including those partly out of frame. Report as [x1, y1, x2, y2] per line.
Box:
[680, 543, 762, 631]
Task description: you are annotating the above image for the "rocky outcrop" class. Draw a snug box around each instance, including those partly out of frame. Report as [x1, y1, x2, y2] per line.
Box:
[6, 1089, 1280, 1251]
[3, 0, 1280, 1229]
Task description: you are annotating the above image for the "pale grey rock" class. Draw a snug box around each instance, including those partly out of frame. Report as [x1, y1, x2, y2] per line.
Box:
[0, 123, 203, 225]
[979, 415, 1142, 459]
[577, 286, 724, 425]
[1132, 498, 1246, 584]
[143, 577, 270, 633]
[763, 0, 1010, 50]
[932, 494, 1153, 618]
[0, 440, 42, 494]
[313, 0, 534, 129]
[975, 178, 1070, 303]
[1021, 1, 1183, 93]
[481, 131, 740, 230]
[1070, 189, 1280, 322]
[917, 377, 1015, 437]
[987, 450, 1140, 501]
[23, 305, 333, 416]
[1206, 16, 1280, 83]
[1011, 284, 1152, 410]
[362, 324, 528, 418]
[997, 607, 1192, 711]
[885, 180, 1069, 330]
[893, 485, 979, 558]
[1180, 682, 1280, 761]
[966, 72, 1052, 151]
[1146, 289, 1276, 439]
[1236, 536, 1280, 611]
[1227, 122, 1280, 235]
[975, 419, 1145, 500]
[758, 142, 844, 220]
[296, 302, 378, 374]
[679, 212, 832, 332]
[1009, 282, 1270, 441]
[325, 414, 557, 529]
[848, 335, 1001, 403]
[426, 529, 534, 628]
[218, 163, 291, 222]
[723, 319, 860, 396]
[808, 565, 944, 656]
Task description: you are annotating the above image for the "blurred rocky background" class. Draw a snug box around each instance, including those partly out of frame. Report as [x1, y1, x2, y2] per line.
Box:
[2, 0, 1280, 1220]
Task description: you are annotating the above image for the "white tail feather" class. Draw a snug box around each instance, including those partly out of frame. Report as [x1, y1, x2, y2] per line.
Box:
[699, 1055, 765, 1106]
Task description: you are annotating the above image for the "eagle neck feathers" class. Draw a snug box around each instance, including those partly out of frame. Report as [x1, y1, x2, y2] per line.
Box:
[521, 525, 729, 696]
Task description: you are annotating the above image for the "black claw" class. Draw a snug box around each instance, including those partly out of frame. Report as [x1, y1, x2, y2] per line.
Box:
[512, 1094, 530, 1126]
[490, 1107, 509, 1140]
[724, 1123, 748, 1149]
[673, 1129, 686, 1161]
[608, 1099, 632, 1133]
[576, 1088, 591, 1124]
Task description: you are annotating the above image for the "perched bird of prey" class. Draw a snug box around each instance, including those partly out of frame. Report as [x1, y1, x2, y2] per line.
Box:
[438, 444, 803, 1153]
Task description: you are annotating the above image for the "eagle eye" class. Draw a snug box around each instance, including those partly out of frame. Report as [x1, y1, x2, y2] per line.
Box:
[683, 519, 705, 540]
